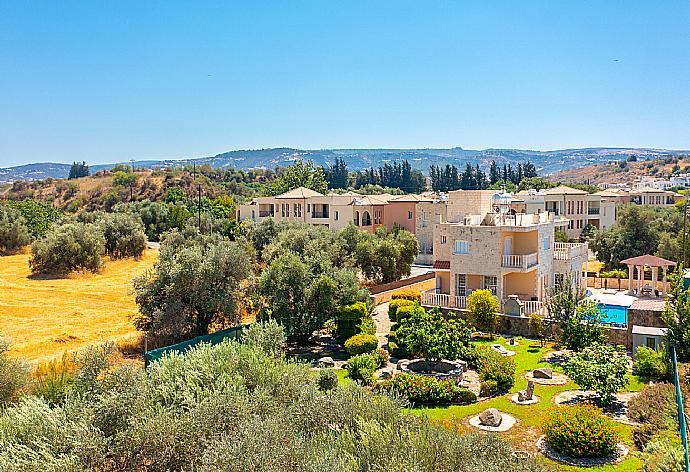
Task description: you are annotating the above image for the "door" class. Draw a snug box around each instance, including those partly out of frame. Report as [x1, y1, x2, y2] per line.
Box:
[503, 237, 513, 255]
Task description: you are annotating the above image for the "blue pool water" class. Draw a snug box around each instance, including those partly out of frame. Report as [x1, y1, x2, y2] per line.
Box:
[598, 304, 628, 326]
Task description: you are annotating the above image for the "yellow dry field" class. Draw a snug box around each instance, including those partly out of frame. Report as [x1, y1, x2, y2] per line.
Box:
[0, 249, 158, 364]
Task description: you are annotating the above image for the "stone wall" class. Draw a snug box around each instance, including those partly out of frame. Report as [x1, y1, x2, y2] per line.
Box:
[370, 273, 435, 305]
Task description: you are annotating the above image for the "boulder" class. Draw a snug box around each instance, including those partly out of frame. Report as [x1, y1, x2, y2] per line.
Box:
[317, 357, 335, 368]
[479, 408, 503, 427]
[532, 368, 553, 379]
[518, 381, 535, 402]
[379, 368, 393, 379]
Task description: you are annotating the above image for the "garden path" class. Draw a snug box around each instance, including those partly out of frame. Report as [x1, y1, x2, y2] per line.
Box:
[372, 302, 391, 350]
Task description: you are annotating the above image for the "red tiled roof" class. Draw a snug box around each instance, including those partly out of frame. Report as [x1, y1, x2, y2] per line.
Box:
[630, 298, 666, 312]
[433, 260, 450, 270]
[620, 255, 676, 267]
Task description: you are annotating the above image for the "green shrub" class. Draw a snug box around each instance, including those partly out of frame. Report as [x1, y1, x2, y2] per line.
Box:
[317, 368, 339, 392]
[394, 307, 473, 362]
[475, 347, 516, 393]
[344, 334, 379, 355]
[387, 372, 476, 405]
[466, 289, 500, 335]
[335, 302, 369, 342]
[634, 346, 671, 379]
[0, 339, 29, 407]
[30, 222, 105, 274]
[395, 303, 424, 322]
[0, 205, 31, 253]
[642, 440, 686, 472]
[388, 341, 408, 359]
[479, 380, 499, 397]
[562, 344, 629, 406]
[101, 213, 147, 259]
[391, 290, 421, 302]
[242, 320, 286, 360]
[543, 404, 620, 458]
[346, 353, 378, 385]
[388, 299, 415, 322]
[32, 353, 75, 406]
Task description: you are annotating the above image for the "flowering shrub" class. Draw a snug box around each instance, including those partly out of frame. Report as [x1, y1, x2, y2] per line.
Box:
[344, 334, 379, 355]
[388, 299, 415, 322]
[475, 346, 516, 393]
[479, 380, 498, 397]
[391, 290, 421, 302]
[371, 348, 390, 368]
[387, 373, 476, 405]
[543, 404, 620, 458]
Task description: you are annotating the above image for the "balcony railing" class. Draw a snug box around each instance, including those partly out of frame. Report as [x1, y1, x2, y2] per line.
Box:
[422, 288, 545, 317]
[258, 211, 273, 217]
[587, 207, 600, 215]
[502, 253, 538, 270]
[312, 212, 329, 219]
[553, 242, 588, 261]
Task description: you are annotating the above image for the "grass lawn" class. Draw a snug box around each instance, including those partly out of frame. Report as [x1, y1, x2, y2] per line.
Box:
[415, 336, 644, 471]
[0, 249, 158, 364]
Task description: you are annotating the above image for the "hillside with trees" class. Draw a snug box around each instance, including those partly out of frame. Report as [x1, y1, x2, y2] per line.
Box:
[551, 155, 690, 186]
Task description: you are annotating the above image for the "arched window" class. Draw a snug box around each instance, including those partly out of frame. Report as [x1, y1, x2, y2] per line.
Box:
[362, 211, 372, 226]
[354, 211, 360, 226]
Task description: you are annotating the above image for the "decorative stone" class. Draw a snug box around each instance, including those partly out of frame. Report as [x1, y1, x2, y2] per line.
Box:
[533, 368, 553, 379]
[479, 408, 503, 427]
[398, 359, 465, 383]
[317, 356, 335, 368]
[518, 381, 535, 402]
[379, 368, 393, 379]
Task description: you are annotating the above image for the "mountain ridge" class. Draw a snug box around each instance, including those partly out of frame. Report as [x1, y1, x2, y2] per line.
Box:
[1, 147, 689, 183]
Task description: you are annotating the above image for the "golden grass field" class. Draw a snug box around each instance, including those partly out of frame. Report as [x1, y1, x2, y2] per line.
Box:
[0, 249, 158, 364]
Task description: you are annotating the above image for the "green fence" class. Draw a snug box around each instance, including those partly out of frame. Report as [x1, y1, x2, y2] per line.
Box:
[672, 345, 690, 472]
[144, 324, 249, 367]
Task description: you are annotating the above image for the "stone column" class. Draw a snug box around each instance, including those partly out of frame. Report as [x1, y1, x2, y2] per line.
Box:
[652, 267, 658, 298]
[627, 264, 634, 295]
[637, 265, 642, 295]
[662, 266, 668, 297]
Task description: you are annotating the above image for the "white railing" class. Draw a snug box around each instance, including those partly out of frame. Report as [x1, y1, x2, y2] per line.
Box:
[502, 252, 538, 269]
[522, 300, 546, 316]
[421, 289, 466, 309]
[553, 242, 588, 261]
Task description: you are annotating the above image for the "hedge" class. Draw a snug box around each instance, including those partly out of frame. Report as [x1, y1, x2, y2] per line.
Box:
[388, 299, 415, 322]
[391, 290, 421, 302]
[344, 334, 378, 355]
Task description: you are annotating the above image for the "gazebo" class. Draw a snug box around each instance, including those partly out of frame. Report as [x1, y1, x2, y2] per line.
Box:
[620, 255, 676, 298]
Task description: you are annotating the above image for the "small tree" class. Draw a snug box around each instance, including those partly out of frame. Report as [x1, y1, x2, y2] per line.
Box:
[0, 339, 29, 407]
[68, 161, 90, 179]
[466, 289, 500, 336]
[394, 307, 473, 362]
[663, 266, 690, 361]
[30, 222, 105, 275]
[101, 213, 147, 259]
[547, 278, 606, 351]
[529, 313, 551, 347]
[0, 205, 31, 253]
[562, 343, 629, 405]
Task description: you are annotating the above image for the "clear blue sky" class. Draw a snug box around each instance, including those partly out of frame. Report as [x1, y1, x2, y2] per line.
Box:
[1, 1, 689, 166]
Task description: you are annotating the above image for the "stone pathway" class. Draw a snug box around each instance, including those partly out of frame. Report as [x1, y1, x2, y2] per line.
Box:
[372, 302, 391, 349]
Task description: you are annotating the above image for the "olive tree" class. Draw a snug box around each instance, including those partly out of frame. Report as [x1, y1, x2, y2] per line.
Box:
[0, 205, 31, 253]
[133, 228, 250, 342]
[101, 213, 147, 259]
[30, 222, 105, 274]
[562, 344, 629, 405]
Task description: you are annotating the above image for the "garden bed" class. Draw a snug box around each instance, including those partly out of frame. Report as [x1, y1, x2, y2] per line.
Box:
[536, 436, 629, 467]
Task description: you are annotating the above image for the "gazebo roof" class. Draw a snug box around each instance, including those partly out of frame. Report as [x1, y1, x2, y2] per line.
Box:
[620, 254, 676, 267]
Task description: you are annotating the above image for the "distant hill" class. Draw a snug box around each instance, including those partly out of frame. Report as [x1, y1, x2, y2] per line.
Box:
[2, 147, 689, 182]
[550, 155, 690, 186]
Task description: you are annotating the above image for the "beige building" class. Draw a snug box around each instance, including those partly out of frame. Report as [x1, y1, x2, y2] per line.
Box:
[422, 190, 587, 316]
[629, 187, 679, 206]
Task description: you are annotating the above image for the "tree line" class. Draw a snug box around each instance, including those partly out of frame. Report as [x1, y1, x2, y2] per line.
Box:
[429, 161, 538, 192]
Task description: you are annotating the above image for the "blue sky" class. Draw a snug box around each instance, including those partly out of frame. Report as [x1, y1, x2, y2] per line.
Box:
[1, 1, 689, 166]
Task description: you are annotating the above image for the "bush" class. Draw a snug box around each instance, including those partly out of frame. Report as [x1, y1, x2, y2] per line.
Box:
[475, 346, 516, 393]
[394, 307, 473, 362]
[32, 353, 75, 406]
[543, 404, 620, 458]
[0, 205, 31, 253]
[562, 344, 629, 405]
[628, 383, 677, 448]
[466, 289, 500, 335]
[643, 440, 686, 472]
[388, 298, 415, 322]
[371, 347, 390, 367]
[388, 341, 408, 359]
[344, 334, 379, 355]
[356, 316, 377, 335]
[479, 380, 499, 397]
[335, 302, 369, 342]
[29, 222, 105, 274]
[317, 368, 339, 392]
[346, 353, 378, 385]
[634, 346, 671, 379]
[387, 372, 476, 405]
[0, 339, 29, 407]
[242, 320, 286, 360]
[101, 213, 147, 259]
[395, 303, 424, 322]
[391, 290, 421, 302]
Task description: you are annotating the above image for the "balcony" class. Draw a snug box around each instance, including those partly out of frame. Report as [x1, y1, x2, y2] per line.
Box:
[312, 212, 329, 219]
[587, 207, 600, 215]
[553, 242, 588, 261]
[258, 210, 273, 218]
[421, 288, 545, 317]
[501, 252, 538, 270]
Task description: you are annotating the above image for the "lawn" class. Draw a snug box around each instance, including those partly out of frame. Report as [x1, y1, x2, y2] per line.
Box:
[0, 249, 158, 363]
[416, 336, 644, 471]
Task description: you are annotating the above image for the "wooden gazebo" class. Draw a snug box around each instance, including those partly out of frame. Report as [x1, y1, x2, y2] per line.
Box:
[620, 255, 676, 297]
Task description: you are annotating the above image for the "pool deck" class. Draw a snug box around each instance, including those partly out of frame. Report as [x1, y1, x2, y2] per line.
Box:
[587, 288, 666, 312]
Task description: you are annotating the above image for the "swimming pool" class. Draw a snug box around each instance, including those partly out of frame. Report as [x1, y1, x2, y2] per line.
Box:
[598, 304, 628, 326]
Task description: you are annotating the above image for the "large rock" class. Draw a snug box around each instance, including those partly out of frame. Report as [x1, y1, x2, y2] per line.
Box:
[479, 408, 503, 427]
[317, 357, 335, 368]
[379, 368, 393, 379]
[518, 381, 535, 402]
[533, 368, 553, 379]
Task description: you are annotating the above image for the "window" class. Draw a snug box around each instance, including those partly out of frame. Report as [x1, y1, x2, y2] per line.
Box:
[334, 211, 339, 221]
[422, 211, 429, 228]
[281, 204, 285, 217]
[307, 204, 311, 212]
[482, 276, 497, 295]
[456, 274, 467, 296]
[251, 210, 255, 219]
[554, 273, 565, 286]
[441, 235, 447, 244]
[408, 211, 413, 219]
[543, 236, 550, 251]
[454, 240, 469, 254]
[646, 337, 657, 349]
